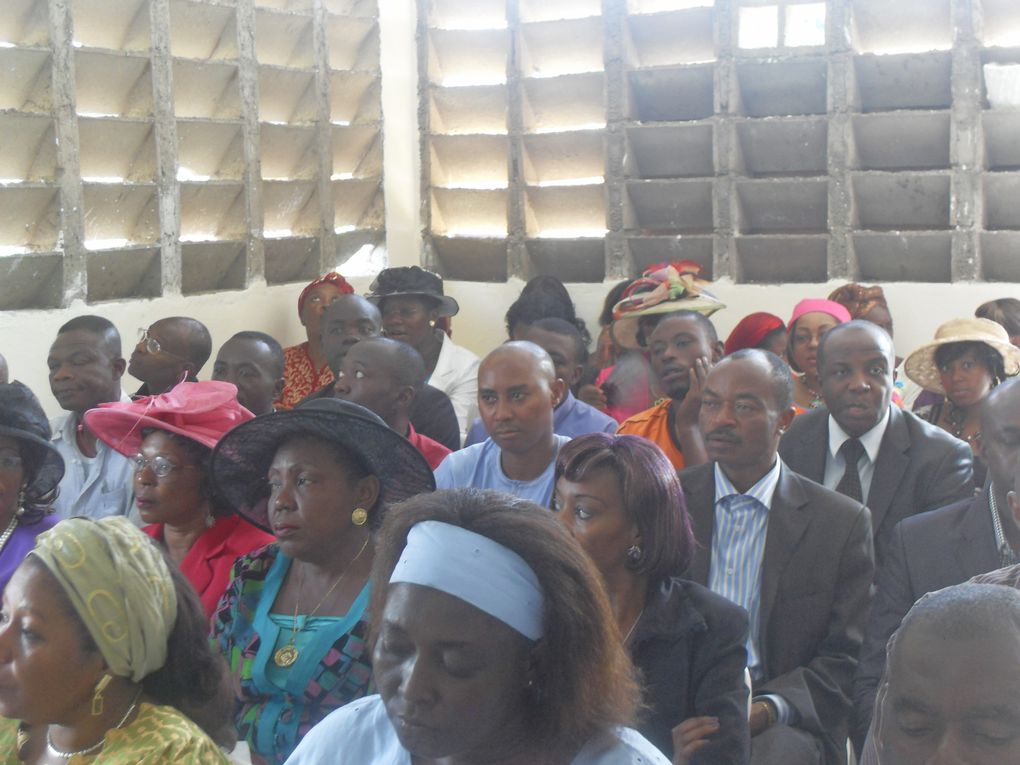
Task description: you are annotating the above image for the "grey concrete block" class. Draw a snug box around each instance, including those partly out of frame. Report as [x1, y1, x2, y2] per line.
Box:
[736, 178, 828, 233]
[854, 232, 952, 281]
[737, 235, 828, 282]
[431, 236, 508, 282]
[85, 246, 161, 302]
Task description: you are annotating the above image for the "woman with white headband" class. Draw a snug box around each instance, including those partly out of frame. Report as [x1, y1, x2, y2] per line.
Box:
[285, 488, 670, 765]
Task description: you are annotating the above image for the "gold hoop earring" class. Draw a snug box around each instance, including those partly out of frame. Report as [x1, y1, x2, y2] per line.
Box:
[351, 507, 368, 526]
[92, 674, 112, 716]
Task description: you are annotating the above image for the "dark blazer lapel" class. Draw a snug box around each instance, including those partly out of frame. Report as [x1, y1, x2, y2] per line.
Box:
[956, 489, 1002, 574]
[865, 406, 910, 534]
[680, 464, 716, 585]
[759, 466, 811, 650]
[785, 408, 829, 483]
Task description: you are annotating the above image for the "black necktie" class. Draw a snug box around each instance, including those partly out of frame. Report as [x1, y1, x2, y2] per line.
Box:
[836, 438, 865, 503]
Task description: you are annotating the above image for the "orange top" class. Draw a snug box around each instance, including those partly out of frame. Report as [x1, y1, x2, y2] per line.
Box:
[618, 399, 686, 471]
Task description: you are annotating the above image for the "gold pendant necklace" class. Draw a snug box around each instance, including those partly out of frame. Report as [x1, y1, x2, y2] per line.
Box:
[273, 537, 370, 668]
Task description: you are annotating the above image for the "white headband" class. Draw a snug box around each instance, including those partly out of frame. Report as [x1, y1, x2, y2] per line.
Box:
[389, 520, 545, 640]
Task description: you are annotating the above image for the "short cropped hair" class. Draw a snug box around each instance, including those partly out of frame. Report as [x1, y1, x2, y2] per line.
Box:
[554, 433, 696, 581]
[531, 317, 588, 365]
[228, 331, 285, 379]
[639, 309, 719, 348]
[725, 348, 795, 412]
[58, 315, 122, 358]
[370, 488, 640, 752]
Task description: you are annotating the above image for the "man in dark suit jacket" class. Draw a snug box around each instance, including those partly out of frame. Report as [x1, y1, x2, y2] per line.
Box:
[682, 349, 874, 765]
[850, 377, 1020, 752]
[778, 321, 973, 568]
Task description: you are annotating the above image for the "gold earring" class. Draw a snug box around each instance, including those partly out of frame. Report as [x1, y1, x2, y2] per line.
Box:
[429, 320, 436, 328]
[92, 674, 112, 716]
[351, 507, 368, 526]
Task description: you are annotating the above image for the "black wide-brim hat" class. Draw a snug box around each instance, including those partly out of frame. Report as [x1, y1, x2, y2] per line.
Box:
[210, 398, 435, 532]
[0, 382, 65, 498]
[365, 266, 460, 318]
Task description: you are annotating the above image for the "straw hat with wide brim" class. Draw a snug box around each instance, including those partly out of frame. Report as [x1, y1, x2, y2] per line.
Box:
[365, 266, 460, 318]
[210, 398, 435, 532]
[0, 381, 64, 498]
[904, 317, 1020, 394]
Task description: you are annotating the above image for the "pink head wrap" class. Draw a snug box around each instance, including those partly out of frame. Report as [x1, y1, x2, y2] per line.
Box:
[788, 299, 852, 327]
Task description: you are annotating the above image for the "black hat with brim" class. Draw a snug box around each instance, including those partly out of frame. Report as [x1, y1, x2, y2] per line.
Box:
[210, 398, 435, 532]
[365, 266, 460, 318]
[0, 382, 65, 498]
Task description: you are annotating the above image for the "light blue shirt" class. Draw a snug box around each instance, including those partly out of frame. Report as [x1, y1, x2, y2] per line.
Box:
[285, 695, 670, 765]
[709, 459, 796, 725]
[49, 398, 137, 521]
[434, 435, 571, 507]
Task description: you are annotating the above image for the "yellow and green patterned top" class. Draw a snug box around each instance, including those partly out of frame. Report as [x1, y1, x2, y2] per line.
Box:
[0, 703, 229, 764]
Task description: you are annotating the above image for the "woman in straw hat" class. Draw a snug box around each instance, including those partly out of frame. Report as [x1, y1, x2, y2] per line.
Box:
[0, 516, 232, 762]
[905, 317, 1020, 486]
[83, 380, 273, 619]
[286, 488, 668, 765]
[0, 382, 63, 592]
[209, 398, 435, 765]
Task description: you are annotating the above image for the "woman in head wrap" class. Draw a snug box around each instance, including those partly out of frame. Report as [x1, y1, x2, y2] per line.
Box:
[285, 488, 669, 765]
[210, 398, 435, 764]
[786, 299, 852, 412]
[84, 380, 274, 618]
[554, 434, 750, 763]
[723, 313, 787, 358]
[0, 382, 63, 592]
[366, 266, 479, 441]
[276, 272, 355, 410]
[0, 516, 232, 762]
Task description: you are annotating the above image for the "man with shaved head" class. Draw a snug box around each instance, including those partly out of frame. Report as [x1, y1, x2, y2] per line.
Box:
[128, 316, 212, 395]
[333, 336, 450, 469]
[47, 315, 135, 519]
[862, 583, 1020, 764]
[434, 341, 568, 504]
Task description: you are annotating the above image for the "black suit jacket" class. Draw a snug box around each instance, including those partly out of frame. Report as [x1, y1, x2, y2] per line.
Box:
[680, 462, 874, 765]
[850, 489, 1001, 752]
[778, 405, 973, 569]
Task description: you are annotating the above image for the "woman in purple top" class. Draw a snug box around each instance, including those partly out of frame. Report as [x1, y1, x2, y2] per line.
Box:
[0, 382, 63, 591]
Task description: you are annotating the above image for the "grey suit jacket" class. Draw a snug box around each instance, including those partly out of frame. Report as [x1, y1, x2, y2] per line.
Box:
[680, 462, 874, 765]
[778, 404, 973, 569]
[850, 489, 1001, 752]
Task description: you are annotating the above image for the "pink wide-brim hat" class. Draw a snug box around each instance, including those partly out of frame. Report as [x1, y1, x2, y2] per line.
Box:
[84, 380, 254, 457]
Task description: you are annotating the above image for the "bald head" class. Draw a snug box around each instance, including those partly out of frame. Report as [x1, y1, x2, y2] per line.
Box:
[480, 341, 557, 385]
[477, 341, 564, 457]
[333, 336, 424, 430]
[979, 377, 1020, 496]
[128, 316, 211, 393]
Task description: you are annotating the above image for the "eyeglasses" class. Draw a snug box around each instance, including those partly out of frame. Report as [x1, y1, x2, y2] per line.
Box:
[137, 328, 189, 362]
[133, 455, 198, 479]
[0, 455, 22, 472]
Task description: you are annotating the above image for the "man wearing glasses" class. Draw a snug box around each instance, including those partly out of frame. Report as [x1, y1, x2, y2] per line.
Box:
[129, 316, 212, 396]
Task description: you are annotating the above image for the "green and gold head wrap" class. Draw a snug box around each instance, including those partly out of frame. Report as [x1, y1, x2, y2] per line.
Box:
[29, 517, 177, 683]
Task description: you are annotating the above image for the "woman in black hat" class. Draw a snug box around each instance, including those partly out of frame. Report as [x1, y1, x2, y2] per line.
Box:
[366, 266, 480, 442]
[209, 398, 435, 765]
[0, 382, 64, 592]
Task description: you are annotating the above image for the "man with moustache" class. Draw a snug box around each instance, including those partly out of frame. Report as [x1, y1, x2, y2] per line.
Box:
[680, 349, 874, 764]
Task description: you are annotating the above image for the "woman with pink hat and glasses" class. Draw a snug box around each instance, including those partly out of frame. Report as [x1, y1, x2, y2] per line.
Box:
[85, 380, 274, 618]
[786, 299, 853, 412]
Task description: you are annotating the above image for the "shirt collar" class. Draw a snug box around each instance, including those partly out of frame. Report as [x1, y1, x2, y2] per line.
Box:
[713, 458, 783, 509]
[827, 405, 891, 465]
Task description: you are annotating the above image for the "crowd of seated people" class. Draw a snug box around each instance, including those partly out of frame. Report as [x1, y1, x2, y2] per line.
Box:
[1, 265, 1020, 765]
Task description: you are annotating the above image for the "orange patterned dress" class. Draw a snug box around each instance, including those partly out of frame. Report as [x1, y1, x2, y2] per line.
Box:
[275, 342, 334, 410]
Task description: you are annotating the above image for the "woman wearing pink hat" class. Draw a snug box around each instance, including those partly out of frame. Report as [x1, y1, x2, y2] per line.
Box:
[84, 380, 274, 618]
[786, 299, 852, 412]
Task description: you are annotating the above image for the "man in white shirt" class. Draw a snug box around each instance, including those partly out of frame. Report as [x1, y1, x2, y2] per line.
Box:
[47, 316, 135, 519]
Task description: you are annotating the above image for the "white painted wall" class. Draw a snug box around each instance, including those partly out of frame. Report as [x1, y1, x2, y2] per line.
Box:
[1, 0, 1017, 418]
